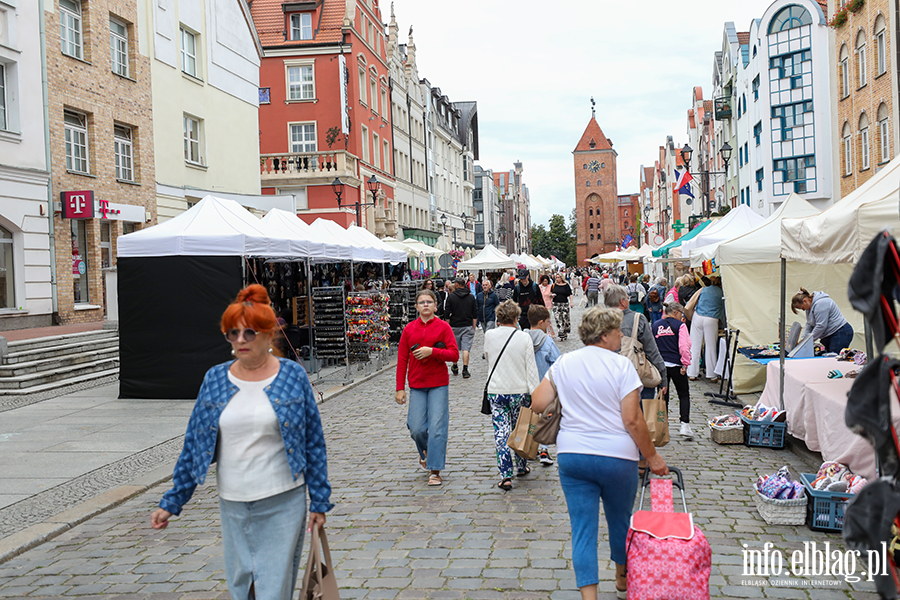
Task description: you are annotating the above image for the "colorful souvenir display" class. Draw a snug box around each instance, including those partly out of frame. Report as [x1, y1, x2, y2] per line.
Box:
[346, 292, 391, 361]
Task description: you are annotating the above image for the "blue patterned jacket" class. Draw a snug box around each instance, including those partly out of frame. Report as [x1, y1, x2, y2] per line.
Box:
[159, 358, 334, 515]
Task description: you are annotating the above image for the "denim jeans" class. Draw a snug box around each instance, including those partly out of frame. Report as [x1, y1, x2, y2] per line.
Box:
[408, 386, 450, 470]
[557, 453, 638, 588]
[219, 484, 307, 600]
[822, 322, 854, 354]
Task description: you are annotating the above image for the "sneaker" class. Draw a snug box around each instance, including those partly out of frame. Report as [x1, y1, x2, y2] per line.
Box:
[462, 366, 471, 379]
[679, 422, 694, 439]
[451, 363, 459, 376]
[539, 450, 554, 465]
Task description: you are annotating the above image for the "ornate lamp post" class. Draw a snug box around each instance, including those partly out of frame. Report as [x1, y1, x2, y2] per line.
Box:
[333, 175, 381, 227]
[679, 142, 733, 218]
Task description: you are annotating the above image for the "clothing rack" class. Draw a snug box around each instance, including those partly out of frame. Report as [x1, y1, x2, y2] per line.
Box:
[706, 328, 743, 408]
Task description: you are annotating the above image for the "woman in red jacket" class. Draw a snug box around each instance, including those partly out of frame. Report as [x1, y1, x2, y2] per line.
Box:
[395, 289, 460, 486]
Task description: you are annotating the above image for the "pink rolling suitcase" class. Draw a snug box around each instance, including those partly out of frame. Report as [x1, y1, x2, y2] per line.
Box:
[626, 467, 711, 600]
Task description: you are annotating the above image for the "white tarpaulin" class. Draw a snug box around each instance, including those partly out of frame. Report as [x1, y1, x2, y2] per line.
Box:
[715, 194, 820, 265]
[456, 245, 517, 271]
[311, 218, 386, 262]
[348, 225, 408, 262]
[381, 237, 417, 258]
[402, 238, 444, 257]
[260, 208, 344, 260]
[781, 155, 900, 264]
[682, 205, 766, 263]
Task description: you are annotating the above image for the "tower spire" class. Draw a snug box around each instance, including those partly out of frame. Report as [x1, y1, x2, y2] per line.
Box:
[590, 97, 596, 119]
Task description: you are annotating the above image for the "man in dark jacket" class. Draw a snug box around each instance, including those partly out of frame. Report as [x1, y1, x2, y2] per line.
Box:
[445, 276, 477, 378]
[476, 279, 500, 332]
[435, 280, 447, 319]
[512, 269, 542, 330]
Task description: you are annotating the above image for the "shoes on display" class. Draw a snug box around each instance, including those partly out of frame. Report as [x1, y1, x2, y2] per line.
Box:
[680, 422, 694, 439]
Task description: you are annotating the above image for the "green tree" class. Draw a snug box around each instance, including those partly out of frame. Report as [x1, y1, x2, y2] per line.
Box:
[531, 214, 577, 266]
[531, 224, 550, 258]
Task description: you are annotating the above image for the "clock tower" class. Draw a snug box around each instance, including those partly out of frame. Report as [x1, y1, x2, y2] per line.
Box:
[573, 107, 618, 264]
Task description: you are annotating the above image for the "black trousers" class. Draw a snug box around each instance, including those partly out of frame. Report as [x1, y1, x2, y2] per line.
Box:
[664, 366, 691, 424]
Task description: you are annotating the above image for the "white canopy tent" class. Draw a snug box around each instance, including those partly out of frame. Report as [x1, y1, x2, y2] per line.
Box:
[456, 245, 517, 271]
[260, 208, 353, 261]
[348, 225, 408, 263]
[683, 205, 766, 264]
[402, 238, 444, 257]
[311, 218, 386, 262]
[512, 253, 542, 270]
[380, 237, 417, 258]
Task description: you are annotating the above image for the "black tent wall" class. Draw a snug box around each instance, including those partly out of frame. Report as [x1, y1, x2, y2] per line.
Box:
[118, 255, 243, 399]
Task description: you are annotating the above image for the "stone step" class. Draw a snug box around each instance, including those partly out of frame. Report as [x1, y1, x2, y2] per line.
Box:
[5, 330, 118, 354]
[0, 347, 120, 377]
[0, 357, 120, 390]
[2, 337, 119, 365]
[0, 367, 119, 397]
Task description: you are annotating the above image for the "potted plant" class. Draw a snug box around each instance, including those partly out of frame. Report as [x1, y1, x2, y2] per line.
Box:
[324, 127, 345, 171]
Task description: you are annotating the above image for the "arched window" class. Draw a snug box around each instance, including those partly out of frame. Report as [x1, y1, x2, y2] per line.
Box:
[597, 180, 601, 186]
[769, 5, 811, 34]
[624, 221, 629, 229]
[839, 44, 850, 98]
[860, 112, 870, 170]
[589, 208, 593, 216]
[624, 209, 628, 217]
[857, 30, 868, 88]
[878, 102, 890, 163]
[590, 234, 594, 241]
[0, 224, 13, 309]
[590, 223, 594, 229]
[875, 15, 887, 75]
[586, 181, 591, 187]
[842, 121, 852, 175]
[753, 45, 757, 57]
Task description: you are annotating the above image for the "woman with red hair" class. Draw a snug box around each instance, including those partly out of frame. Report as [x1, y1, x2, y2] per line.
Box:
[151, 284, 332, 600]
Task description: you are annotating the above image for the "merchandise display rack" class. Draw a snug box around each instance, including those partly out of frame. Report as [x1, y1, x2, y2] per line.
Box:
[346, 292, 391, 363]
[311, 286, 350, 383]
[387, 286, 411, 344]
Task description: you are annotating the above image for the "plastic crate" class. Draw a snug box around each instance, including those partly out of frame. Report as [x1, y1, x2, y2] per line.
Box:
[800, 473, 852, 532]
[739, 414, 786, 449]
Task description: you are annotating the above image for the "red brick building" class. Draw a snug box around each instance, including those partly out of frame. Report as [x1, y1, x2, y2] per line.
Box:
[573, 116, 618, 263]
[251, 0, 397, 235]
[617, 193, 639, 248]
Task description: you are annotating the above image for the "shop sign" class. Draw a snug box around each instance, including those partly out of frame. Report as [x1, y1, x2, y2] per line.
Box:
[61, 191, 94, 219]
[98, 199, 122, 219]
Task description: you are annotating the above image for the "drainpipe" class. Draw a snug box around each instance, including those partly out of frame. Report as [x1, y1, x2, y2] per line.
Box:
[39, 0, 58, 319]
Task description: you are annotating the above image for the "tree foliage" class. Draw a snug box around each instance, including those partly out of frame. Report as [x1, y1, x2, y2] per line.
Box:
[530, 213, 577, 266]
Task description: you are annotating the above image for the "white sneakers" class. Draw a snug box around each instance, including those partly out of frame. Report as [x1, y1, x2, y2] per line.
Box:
[679, 422, 694, 439]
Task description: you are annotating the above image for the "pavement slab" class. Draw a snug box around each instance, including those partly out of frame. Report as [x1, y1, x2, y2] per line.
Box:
[0, 302, 883, 598]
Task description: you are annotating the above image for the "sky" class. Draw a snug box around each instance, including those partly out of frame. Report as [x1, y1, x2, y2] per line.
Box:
[387, 0, 777, 227]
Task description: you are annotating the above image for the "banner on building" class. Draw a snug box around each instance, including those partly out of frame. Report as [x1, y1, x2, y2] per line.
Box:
[339, 55, 349, 135]
[61, 191, 95, 219]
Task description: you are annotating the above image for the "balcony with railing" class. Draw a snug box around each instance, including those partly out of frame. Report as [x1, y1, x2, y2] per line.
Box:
[260, 150, 360, 187]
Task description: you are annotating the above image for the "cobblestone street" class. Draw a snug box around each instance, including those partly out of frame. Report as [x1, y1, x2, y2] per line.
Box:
[0, 305, 881, 599]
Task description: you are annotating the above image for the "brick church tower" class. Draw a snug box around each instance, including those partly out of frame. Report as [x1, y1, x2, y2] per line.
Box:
[573, 106, 618, 264]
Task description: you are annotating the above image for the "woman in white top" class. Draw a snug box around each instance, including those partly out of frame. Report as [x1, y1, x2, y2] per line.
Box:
[484, 300, 540, 491]
[531, 306, 668, 600]
[151, 285, 332, 600]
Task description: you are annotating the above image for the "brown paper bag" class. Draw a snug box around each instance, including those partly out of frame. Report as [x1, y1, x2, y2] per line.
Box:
[507, 405, 540, 459]
[300, 525, 340, 600]
[642, 390, 670, 448]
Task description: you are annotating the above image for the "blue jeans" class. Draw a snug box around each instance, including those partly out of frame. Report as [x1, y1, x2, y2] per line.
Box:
[649, 310, 662, 323]
[557, 453, 638, 588]
[219, 484, 307, 600]
[822, 322, 854, 354]
[408, 386, 450, 470]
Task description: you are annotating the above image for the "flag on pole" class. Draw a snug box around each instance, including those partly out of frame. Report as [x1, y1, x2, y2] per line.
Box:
[622, 233, 634, 249]
[674, 169, 695, 198]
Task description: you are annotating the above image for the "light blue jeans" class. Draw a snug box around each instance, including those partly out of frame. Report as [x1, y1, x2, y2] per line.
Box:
[557, 453, 638, 588]
[218, 484, 307, 600]
[408, 386, 450, 470]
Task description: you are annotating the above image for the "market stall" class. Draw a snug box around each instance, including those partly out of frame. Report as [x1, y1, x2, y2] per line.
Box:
[455, 244, 517, 272]
[681, 205, 766, 260]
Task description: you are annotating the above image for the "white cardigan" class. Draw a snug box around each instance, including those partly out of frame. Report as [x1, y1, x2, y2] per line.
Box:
[484, 327, 540, 395]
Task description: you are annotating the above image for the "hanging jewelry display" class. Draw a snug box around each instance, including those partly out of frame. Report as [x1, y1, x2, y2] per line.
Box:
[346, 291, 391, 362]
[312, 286, 348, 367]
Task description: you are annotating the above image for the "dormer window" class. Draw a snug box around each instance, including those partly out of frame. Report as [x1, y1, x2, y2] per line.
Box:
[290, 13, 312, 41]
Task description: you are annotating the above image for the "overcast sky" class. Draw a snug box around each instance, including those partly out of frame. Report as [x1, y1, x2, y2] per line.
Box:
[388, 0, 776, 227]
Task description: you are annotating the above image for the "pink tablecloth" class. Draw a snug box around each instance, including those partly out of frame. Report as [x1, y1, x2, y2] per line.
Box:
[758, 357, 894, 480]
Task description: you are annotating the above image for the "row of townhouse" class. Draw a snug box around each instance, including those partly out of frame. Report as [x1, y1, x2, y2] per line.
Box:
[640, 0, 899, 242]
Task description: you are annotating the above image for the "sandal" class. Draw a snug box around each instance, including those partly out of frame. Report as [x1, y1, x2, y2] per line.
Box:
[516, 466, 531, 477]
[419, 451, 427, 470]
[497, 478, 512, 491]
[428, 473, 442, 486]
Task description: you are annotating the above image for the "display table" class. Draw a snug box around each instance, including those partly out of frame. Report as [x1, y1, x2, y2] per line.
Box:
[758, 357, 899, 480]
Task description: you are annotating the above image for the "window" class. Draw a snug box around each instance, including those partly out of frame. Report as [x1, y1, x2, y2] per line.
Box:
[857, 33, 867, 88]
[100, 221, 111, 269]
[183, 115, 201, 164]
[756, 168, 764, 192]
[740, 187, 745, 205]
[771, 101, 813, 141]
[289, 123, 316, 153]
[59, 0, 83, 59]
[589, 208, 593, 216]
[770, 50, 810, 87]
[590, 223, 593, 229]
[754, 121, 762, 145]
[773, 155, 815, 192]
[769, 5, 811, 33]
[360, 124, 369, 162]
[841, 57, 850, 98]
[879, 103, 890, 163]
[586, 181, 591, 187]
[876, 19, 887, 75]
[860, 113, 870, 170]
[381, 87, 387, 117]
[0, 225, 13, 309]
[590, 234, 594, 241]
[290, 13, 312, 41]
[64, 110, 89, 173]
[843, 122, 853, 175]
[752, 76, 759, 101]
[110, 18, 129, 77]
[180, 27, 197, 77]
[383, 139, 389, 171]
[372, 133, 380, 168]
[114, 124, 133, 181]
[370, 77, 377, 113]
[287, 65, 314, 100]
[71, 220, 89, 304]
[597, 180, 601, 185]
[358, 68, 366, 105]
[0, 64, 6, 131]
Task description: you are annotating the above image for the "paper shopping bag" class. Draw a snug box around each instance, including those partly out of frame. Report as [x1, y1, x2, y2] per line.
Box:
[300, 525, 340, 600]
[507, 405, 540, 460]
[642, 390, 670, 448]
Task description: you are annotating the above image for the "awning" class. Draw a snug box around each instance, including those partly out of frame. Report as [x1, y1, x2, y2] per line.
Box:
[651, 220, 713, 258]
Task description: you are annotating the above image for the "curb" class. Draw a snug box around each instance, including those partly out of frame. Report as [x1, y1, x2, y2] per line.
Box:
[0, 360, 397, 564]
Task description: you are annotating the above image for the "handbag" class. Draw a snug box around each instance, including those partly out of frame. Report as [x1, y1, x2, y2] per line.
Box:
[533, 369, 562, 445]
[482, 329, 517, 415]
[507, 405, 540, 459]
[620, 317, 662, 387]
[299, 525, 340, 600]
[683, 289, 700, 321]
[642, 388, 670, 447]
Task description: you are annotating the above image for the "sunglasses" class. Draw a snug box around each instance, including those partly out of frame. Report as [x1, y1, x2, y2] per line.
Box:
[224, 328, 259, 343]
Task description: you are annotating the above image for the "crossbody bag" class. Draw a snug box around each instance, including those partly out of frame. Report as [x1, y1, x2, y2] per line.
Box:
[482, 329, 517, 415]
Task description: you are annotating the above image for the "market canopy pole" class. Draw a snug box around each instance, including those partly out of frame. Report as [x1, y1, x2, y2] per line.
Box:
[779, 258, 786, 412]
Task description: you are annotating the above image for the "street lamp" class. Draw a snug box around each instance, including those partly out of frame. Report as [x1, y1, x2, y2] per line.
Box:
[440, 212, 470, 247]
[334, 175, 380, 227]
[679, 142, 733, 218]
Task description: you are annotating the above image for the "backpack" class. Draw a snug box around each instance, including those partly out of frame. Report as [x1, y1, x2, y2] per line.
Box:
[627, 284, 643, 305]
[648, 288, 660, 304]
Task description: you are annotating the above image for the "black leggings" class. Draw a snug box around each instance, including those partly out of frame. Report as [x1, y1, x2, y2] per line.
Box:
[664, 366, 691, 424]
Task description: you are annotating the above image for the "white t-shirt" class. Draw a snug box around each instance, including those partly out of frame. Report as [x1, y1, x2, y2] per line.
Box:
[217, 371, 304, 502]
[550, 346, 643, 461]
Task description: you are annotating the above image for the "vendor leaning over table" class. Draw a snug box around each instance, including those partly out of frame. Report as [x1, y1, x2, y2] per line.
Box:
[790, 288, 854, 354]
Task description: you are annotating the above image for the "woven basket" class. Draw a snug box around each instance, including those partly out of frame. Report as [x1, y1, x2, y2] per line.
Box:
[754, 490, 807, 525]
[709, 425, 743, 445]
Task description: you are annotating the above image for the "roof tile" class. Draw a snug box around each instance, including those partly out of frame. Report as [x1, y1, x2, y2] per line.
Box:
[251, 0, 344, 49]
[574, 117, 613, 152]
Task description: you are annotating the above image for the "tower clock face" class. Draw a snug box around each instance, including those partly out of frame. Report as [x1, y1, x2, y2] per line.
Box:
[587, 160, 601, 173]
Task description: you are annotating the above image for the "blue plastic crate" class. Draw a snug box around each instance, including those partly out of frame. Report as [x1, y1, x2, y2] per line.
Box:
[800, 473, 852, 532]
[738, 414, 786, 449]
